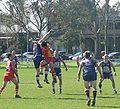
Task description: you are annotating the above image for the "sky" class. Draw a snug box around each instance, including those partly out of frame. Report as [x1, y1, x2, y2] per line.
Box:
[99, 0, 119, 6]
[0, 0, 119, 11]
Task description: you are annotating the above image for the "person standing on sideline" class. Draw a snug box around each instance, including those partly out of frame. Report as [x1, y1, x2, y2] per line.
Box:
[98, 54, 117, 94]
[0, 53, 21, 98]
[33, 29, 53, 88]
[77, 51, 103, 106]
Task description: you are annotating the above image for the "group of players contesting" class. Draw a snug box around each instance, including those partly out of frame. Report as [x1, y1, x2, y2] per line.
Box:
[0, 30, 117, 106]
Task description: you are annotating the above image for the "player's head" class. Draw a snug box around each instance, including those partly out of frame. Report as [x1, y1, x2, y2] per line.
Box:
[41, 41, 47, 48]
[46, 41, 51, 48]
[7, 53, 13, 60]
[84, 51, 90, 59]
[101, 51, 105, 59]
[103, 54, 109, 61]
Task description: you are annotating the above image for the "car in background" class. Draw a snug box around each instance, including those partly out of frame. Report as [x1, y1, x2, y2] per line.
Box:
[108, 52, 120, 63]
[58, 51, 71, 60]
[72, 53, 83, 61]
[69, 52, 82, 60]
[0, 53, 7, 59]
[22, 52, 34, 61]
[0, 53, 8, 61]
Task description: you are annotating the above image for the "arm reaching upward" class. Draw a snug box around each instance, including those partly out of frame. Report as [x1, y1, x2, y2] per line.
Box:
[38, 29, 53, 44]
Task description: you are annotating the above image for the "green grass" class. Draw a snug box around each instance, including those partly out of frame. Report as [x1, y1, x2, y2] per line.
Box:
[0, 60, 120, 109]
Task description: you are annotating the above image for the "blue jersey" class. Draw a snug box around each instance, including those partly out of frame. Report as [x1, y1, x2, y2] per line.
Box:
[33, 43, 42, 59]
[53, 56, 61, 76]
[101, 61, 111, 74]
[81, 57, 96, 81]
[53, 57, 61, 69]
[13, 55, 17, 63]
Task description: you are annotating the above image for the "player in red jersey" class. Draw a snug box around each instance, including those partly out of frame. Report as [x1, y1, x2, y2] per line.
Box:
[41, 41, 57, 83]
[0, 53, 21, 98]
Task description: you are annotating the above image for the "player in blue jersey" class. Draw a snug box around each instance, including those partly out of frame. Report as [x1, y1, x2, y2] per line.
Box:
[33, 29, 53, 88]
[12, 50, 20, 83]
[52, 50, 68, 94]
[98, 54, 117, 94]
[77, 51, 103, 106]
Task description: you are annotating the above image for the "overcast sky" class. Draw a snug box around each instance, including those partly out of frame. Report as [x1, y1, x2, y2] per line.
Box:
[0, 0, 119, 11]
[98, 0, 119, 6]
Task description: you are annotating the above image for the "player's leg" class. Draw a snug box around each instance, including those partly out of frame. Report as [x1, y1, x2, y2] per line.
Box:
[109, 75, 117, 94]
[52, 76, 56, 94]
[0, 81, 8, 94]
[58, 75, 62, 94]
[84, 81, 91, 106]
[98, 77, 104, 94]
[44, 64, 50, 84]
[33, 59, 42, 88]
[49, 62, 57, 83]
[11, 78, 21, 98]
[91, 80, 97, 106]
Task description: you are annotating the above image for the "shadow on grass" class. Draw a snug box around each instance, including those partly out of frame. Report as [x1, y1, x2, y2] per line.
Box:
[98, 95, 120, 99]
[64, 93, 85, 96]
[57, 97, 86, 101]
[96, 106, 120, 108]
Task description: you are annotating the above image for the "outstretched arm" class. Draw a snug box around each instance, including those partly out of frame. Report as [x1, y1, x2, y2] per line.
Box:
[60, 57, 68, 71]
[38, 29, 53, 44]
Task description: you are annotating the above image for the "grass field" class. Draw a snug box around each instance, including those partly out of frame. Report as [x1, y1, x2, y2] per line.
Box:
[0, 60, 120, 109]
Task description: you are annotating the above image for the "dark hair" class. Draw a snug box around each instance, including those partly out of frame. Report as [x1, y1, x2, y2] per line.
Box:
[7, 53, 12, 59]
[41, 41, 47, 47]
[84, 51, 90, 58]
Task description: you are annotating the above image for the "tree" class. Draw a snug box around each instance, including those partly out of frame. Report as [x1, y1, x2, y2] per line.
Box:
[49, 0, 96, 53]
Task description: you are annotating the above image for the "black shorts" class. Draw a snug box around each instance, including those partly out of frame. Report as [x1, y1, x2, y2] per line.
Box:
[55, 68, 62, 77]
[103, 72, 113, 79]
[33, 57, 42, 69]
[83, 73, 97, 81]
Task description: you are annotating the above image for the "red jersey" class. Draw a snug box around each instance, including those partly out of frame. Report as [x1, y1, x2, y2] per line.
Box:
[4, 60, 14, 80]
[42, 47, 53, 63]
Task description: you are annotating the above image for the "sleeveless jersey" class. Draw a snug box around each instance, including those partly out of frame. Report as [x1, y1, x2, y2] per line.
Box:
[33, 43, 42, 58]
[53, 57, 61, 69]
[5, 60, 14, 76]
[101, 61, 111, 74]
[81, 58, 96, 75]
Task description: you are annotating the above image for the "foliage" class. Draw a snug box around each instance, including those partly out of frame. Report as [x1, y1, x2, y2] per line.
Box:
[49, 0, 95, 53]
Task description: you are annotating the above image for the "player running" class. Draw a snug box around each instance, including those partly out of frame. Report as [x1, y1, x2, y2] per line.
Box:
[33, 29, 53, 88]
[98, 54, 117, 94]
[77, 51, 103, 106]
[0, 53, 21, 98]
[52, 50, 68, 94]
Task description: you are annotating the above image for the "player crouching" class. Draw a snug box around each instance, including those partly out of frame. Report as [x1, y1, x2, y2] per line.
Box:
[52, 50, 68, 94]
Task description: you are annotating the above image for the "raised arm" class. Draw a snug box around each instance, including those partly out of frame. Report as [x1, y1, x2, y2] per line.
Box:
[38, 29, 53, 44]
